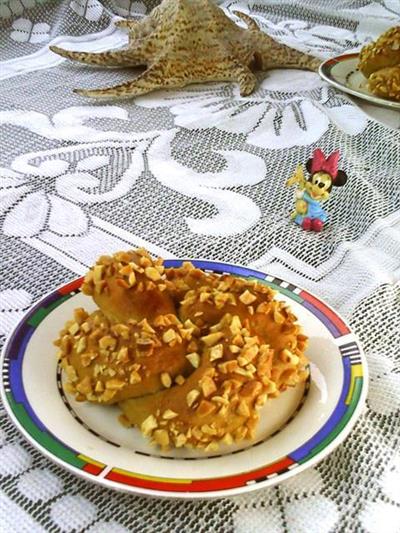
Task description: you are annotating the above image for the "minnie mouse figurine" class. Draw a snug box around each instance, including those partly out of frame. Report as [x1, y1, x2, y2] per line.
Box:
[286, 148, 348, 232]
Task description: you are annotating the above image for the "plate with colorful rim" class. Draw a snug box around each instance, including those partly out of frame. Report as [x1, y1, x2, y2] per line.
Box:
[319, 53, 400, 110]
[0, 260, 368, 499]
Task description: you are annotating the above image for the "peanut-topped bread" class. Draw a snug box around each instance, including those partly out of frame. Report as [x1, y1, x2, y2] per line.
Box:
[179, 273, 308, 391]
[55, 248, 309, 450]
[81, 248, 175, 323]
[358, 27, 400, 101]
[165, 261, 219, 303]
[55, 308, 194, 404]
[119, 313, 276, 451]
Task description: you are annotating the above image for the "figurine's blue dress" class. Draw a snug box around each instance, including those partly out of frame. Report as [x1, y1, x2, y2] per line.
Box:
[294, 192, 328, 225]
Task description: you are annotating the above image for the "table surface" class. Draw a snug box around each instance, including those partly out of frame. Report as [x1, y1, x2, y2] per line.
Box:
[1, 1, 399, 532]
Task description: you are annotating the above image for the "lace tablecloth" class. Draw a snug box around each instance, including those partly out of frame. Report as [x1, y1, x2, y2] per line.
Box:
[1, 1, 400, 531]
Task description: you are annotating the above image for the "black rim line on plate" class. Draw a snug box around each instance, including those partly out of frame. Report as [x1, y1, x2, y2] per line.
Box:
[56, 365, 311, 461]
[323, 60, 399, 107]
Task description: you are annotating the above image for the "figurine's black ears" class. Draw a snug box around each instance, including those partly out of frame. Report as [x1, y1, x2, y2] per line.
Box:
[334, 170, 348, 187]
[306, 158, 313, 173]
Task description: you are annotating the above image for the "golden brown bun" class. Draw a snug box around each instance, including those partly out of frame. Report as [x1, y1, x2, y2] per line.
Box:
[55, 308, 193, 404]
[178, 273, 308, 391]
[55, 249, 309, 451]
[368, 65, 400, 101]
[358, 26, 400, 78]
[165, 261, 219, 303]
[81, 248, 176, 323]
[119, 313, 277, 450]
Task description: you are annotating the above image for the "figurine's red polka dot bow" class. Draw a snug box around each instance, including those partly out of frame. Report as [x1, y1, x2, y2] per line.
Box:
[310, 149, 340, 179]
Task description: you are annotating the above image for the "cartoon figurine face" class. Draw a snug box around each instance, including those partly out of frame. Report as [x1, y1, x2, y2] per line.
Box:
[305, 158, 348, 199]
[305, 171, 333, 202]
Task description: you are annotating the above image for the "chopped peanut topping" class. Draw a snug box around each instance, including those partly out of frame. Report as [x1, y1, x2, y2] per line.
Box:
[64, 382, 76, 394]
[76, 376, 92, 395]
[237, 400, 251, 417]
[93, 265, 104, 282]
[153, 429, 169, 447]
[239, 290, 257, 305]
[126, 272, 136, 286]
[117, 346, 129, 363]
[281, 348, 300, 365]
[162, 328, 176, 344]
[234, 426, 247, 441]
[153, 315, 168, 327]
[200, 376, 217, 397]
[201, 332, 224, 347]
[199, 292, 211, 303]
[218, 405, 228, 418]
[186, 352, 200, 368]
[99, 336, 116, 351]
[229, 316, 242, 335]
[241, 345, 259, 362]
[175, 434, 187, 447]
[81, 322, 91, 333]
[129, 371, 141, 384]
[119, 264, 132, 276]
[95, 380, 104, 392]
[94, 280, 107, 294]
[241, 381, 263, 397]
[237, 356, 249, 367]
[68, 322, 80, 336]
[273, 307, 285, 324]
[221, 433, 233, 446]
[101, 389, 116, 402]
[218, 360, 238, 374]
[175, 375, 185, 385]
[197, 400, 217, 417]
[105, 379, 125, 390]
[234, 367, 253, 378]
[139, 319, 155, 334]
[161, 372, 172, 388]
[231, 334, 244, 347]
[81, 352, 97, 367]
[209, 343, 223, 361]
[201, 424, 217, 435]
[256, 302, 270, 313]
[65, 365, 78, 382]
[112, 324, 130, 339]
[263, 380, 277, 394]
[255, 394, 268, 408]
[144, 266, 161, 281]
[205, 441, 219, 452]
[76, 337, 87, 354]
[186, 389, 200, 407]
[162, 409, 178, 420]
[73, 308, 88, 325]
[211, 395, 229, 405]
[141, 415, 158, 436]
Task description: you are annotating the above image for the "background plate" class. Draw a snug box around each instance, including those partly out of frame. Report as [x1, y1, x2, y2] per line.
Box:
[0, 260, 368, 499]
[319, 53, 400, 110]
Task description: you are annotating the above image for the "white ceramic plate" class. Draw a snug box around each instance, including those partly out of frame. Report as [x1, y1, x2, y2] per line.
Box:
[319, 53, 400, 110]
[0, 260, 368, 499]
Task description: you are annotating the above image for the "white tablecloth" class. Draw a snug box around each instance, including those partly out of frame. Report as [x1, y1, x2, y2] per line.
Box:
[1, 1, 400, 531]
